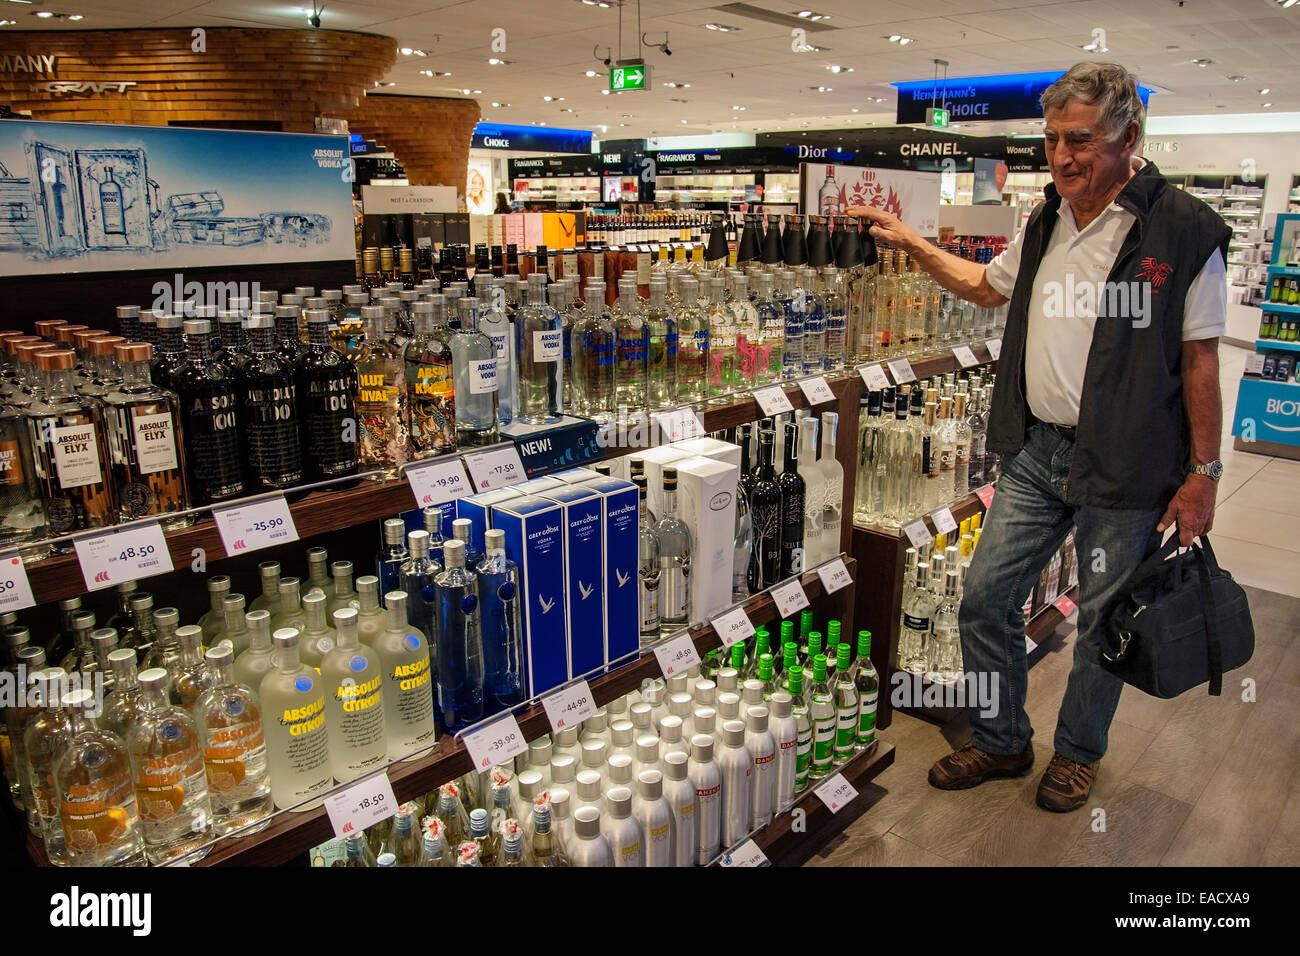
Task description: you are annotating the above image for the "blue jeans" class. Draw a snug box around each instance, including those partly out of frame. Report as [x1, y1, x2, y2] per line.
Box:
[958, 423, 1163, 764]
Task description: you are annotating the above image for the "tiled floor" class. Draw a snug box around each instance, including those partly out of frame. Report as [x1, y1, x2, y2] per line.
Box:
[812, 343, 1300, 867]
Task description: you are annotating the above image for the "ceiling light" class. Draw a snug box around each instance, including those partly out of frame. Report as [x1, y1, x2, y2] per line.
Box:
[794, 10, 830, 20]
[400, 48, 428, 56]
[812, 86, 832, 93]
[601, 89, 610, 95]
[1262, 102, 1273, 107]
[1226, 74, 1245, 81]
[487, 58, 510, 65]
[585, 70, 598, 77]
[730, 105, 745, 110]
[704, 22, 741, 31]
[681, 119, 688, 124]
[1259, 88, 1270, 94]
[34, 9, 53, 16]
[419, 69, 433, 76]
[1191, 58, 1213, 66]
[886, 35, 915, 45]
[1080, 40, 1107, 53]
[1275, 0, 1298, 7]
[827, 65, 852, 73]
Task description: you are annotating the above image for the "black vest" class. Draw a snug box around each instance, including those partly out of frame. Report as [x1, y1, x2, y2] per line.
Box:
[986, 160, 1231, 509]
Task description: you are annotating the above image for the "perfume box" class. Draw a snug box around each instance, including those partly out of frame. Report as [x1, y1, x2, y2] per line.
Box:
[455, 487, 523, 555]
[675, 456, 739, 627]
[491, 495, 569, 697]
[539, 485, 606, 679]
[580, 476, 640, 667]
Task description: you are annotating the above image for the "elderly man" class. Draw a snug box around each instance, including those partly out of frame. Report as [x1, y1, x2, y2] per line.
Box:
[852, 62, 1227, 811]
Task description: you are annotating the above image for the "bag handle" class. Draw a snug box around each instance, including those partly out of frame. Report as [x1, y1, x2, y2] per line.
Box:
[1128, 532, 1183, 586]
[1194, 544, 1224, 697]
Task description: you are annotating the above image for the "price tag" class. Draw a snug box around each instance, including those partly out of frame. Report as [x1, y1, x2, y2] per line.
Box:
[902, 519, 934, 550]
[859, 364, 891, 391]
[952, 345, 979, 368]
[931, 506, 958, 536]
[798, 375, 835, 406]
[463, 444, 527, 491]
[541, 680, 598, 732]
[74, 522, 174, 591]
[719, 838, 770, 867]
[817, 557, 852, 594]
[711, 606, 756, 648]
[753, 385, 794, 417]
[813, 772, 859, 813]
[887, 357, 916, 384]
[212, 495, 298, 556]
[0, 554, 36, 613]
[652, 408, 706, 443]
[1244, 353, 1266, 375]
[769, 577, 810, 619]
[677, 407, 706, 440]
[323, 771, 398, 838]
[405, 455, 471, 508]
[975, 485, 995, 510]
[1053, 594, 1078, 618]
[461, 713, 529, 771]
[653, 632, 700, 679]
[985, 338, 1002, 360]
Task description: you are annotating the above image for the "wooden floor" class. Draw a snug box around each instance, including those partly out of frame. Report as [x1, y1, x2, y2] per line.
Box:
[808, 584, 1300, 868]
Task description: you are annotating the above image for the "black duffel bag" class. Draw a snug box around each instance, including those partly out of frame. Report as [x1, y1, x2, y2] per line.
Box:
[1101, 535, 1254, 698]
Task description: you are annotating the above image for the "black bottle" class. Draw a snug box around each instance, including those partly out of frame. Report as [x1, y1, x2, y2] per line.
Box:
[150, 314, 186, 390]
[491, 245, 505, 279]
[748, 430, 783, 592]
[705, 213, 730, 266]
[835, 214, 862, 270]
[807, 215, 833, 268]
[778, 420, 806, 578]
[736, 423, 757, 501]
[296, 310, 360, 483]
[173, 319, 247, 505]
[274, 304, 304, 365]
[238, 316, 304, 490]
[858, 215, 879, 268]
[783, 214, 809, 267]
[761, 213, 784, 266]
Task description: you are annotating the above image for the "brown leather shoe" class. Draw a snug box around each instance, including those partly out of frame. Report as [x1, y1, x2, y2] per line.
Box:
[928, 742, 1035, 790]
[1036, 752, 1098, 812]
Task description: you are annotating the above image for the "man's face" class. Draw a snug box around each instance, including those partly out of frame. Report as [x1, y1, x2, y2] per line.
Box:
[1043, 101, 1134, 206]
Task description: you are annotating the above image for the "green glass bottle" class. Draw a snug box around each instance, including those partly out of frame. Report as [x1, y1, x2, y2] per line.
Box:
[729, 641, 746, 675]
[808, 653, 835, 779]
[744, 628, 771, 683]
[825, 619, 841, 682]
[786, 664, 812, 792]
[782, 641, 800, 694]
[803, 631, 823, 686]
[850, 631, 879, 752]
[756, 653, 777, 701]
[833, 643, 858, 765]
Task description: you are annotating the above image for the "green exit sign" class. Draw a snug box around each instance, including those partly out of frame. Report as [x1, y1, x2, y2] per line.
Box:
[610, 64, 651, 92]
[926, 107, 950, 129]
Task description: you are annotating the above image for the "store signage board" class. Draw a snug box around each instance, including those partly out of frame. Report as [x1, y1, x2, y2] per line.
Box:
[0, 119, 355, 278]
[711, 606, 756, 649]
[931, 507, 958, 537]
[462, 714, 528, 770]
[404, 455, 471, 508]
[610, 64, 651, 92]
[654, 632, 700, 679]
[1232, 378, 1300, 448]
[541, 680, 598, 732]
[472, 122, 592, 154]
[0, 555, 35, 613]
[74, 523, 174, 591]
[800, 163, 940, 237]
[893, 71, 1152, 125]
[770, 578, 811, 619]
[361, 185, 458, 214]
[324, 772, 398, 838]
[859, 364, 891, 391]
[213, 495, 299, 555]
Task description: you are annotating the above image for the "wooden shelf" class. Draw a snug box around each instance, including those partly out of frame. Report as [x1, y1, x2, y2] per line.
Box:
[156, 556, 856, 867]
[710, 740, 896, 867]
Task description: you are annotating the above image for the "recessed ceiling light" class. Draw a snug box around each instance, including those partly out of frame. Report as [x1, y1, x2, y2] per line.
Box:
[681, 119, 688, 124]
[731, 105, 746, 110]
[1191, 58, 1213, 66]
[585, 70, 598, 77]
[1274, 0, 1298, 8]
[887, 34, 914, 45]
[491, 101, 509, 107]
[1262, 102, 1273, 107]
[581, 0, 612, 6]
[811, 86, 833, 93]
[850, 107, 859, 112]
[419, 69, 433, 77]
[35, 9, 53, 16]
[1259, 88, 1271, 94]
[1226, 74, 1245, 81]
[400, 48, 427, 56]
[704, 22, 741, 31]
[794, 9, 830, 20]
[0, 18, 15, 25]
[826, 65, 852, 74]
[601, 89, 610, 95]
[487, 58, 511, 65]
[1080, 40, 1107, 53]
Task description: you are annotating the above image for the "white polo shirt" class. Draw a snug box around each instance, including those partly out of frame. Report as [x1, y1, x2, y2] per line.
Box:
[985, 186, 1226, 427]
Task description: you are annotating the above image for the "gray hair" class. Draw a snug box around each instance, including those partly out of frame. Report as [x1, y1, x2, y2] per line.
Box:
[1041, 62, 1145, 148]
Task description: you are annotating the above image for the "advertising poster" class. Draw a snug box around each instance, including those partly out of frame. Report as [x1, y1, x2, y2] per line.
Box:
[801, 162, 941, 237]
[465, 158, 495, 215]
[0, 119, 355, 276]
[973, 157, 1009, 205]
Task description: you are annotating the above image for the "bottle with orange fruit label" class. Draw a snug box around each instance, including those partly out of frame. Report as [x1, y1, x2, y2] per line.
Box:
[194, 644, 273, 837]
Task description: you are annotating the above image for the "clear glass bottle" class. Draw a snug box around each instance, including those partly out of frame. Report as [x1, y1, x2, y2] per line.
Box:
[950, 392, 973, 500]
[478, 527, 526, 715]
[927, 569, 963, 686]
[832, 643, 859, 766]
[232, 608, 274, 703]
[854, 390, 884, 526]
[705, 276, 737, 403]
[193, 644, 272, 836]
[633, 476, 662, 643]
[399, 529, 441, 652]
[419, 818, 449, 866]
[450, 297, 500, 448]
[296, 310, 360, 483]
[820, 266, 847, 372]
[435, 539, 485, 733]
[260, 629, 332, 811]
[126, 667, 212, 863]
[935, 396, 957, 505]
[807, 654, 836, 780]
[0, 399, 47, 553]
[326, 560, 361, 619]
[355, 304, 410, 477]
[238, 317, 305, 490]
[898, 560, 937, 674]
[405, 296, 458, 457]
[645, 276, 678, 410]
[477, 283, 515, 427]
[571, 280, 617, 424]
[168, 625, 209, 711]
[516, 274, 564, 424]
[196, 575, 231, 646]
[730, 274, 763, 391]
[797, 267, 826, 375]
[270, 577, 308, 641]
[249, 560, 282, 616]
[320, 607, 387, 783]
[818, 411, 845, 564]
[141, 606, 182, 678]
[342, 831, 376, 867]
[880, 388, 915, 530]
[174, 319, 245, 509]
[674, 277, 710, 408]
[24, 667, 73, 865]
[468, 807, 499, 866]
[354, 575, 386, 647]
[655, 467, 692, 633]
[751, 272, 784, 385]
[101, 649, 144, 739]
[54, 687, 145, 866]
[613, 277, 651, 423]
[385, 802, 422, 867]
[25, 349, 115, 539]
[796, 418, 826, 566]
[373, 591, 437, 761]
[849, 630, 880, 752]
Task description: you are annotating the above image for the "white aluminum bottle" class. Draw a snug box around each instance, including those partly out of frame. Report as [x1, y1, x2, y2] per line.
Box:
[580, 738, 609, 789]
[659, 716, 688, 762]
[691, 707, 717, 759]
[633, 770, 676, 867]
[745, 705, 777, 829]
[688, 734, 722, 865]
[604, 785, 645, 867]
[662, 751, 697, 868]
[574, 770, 604, 820]
[550, 787, 576, 855]
[553, 726, 581, 763]
[742, 679, 765, 707]
[693, 678, 717, 709]
[610, 719, 636, 761]
[607, 753, 635, 794]
[634, 735, 661, 781]
[768, 692, 799, 814]
[718, 719, 755, 848]
[569, 804, 612, 867]
[714, 692, 741, 753]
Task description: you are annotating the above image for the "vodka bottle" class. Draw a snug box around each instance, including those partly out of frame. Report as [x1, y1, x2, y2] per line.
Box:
[531, 799, 567, 867]
[675, 277, 710, 407]
[645, 277, 678, 410]
[271, 578, 308, 643]
[320, 607, 386, 783]
[478, 284, 514, 427]
[612, 276, 651, 422]
[231, 607, 273, 696]
[832, 643, 859, 766]
[24, 668, 73, 864]
[169, 625, 209, 710]
[927, 569, 963, 685]
[807, 654, 836, 780]
[54, 687, 144, 866]
[354, 305, 410, 476]
[127, 668, 212, 863]
[854, 390, 884, 525]
[819, 411, 845, 563]
[785, 663, 814, 794]
[751, 272, 784, 385]
[238, 317, 305, 490]
[768, 691, 798, 812]
[796, 418, 826, 565]
[880, 388, 914, 530]
[820, 267, 848, 371]
[248, 561, 281, 617]
[467, 807, 499, 866]
[704, 276, 736, 403]
[326, 561, 361, 619]
[632, 770, 675, 867]
[312, 546, 338, 596]
[419, 818, 450, 866]
[571, 280, 617, 424]
[746, 428, 782, 591]
[400, 529, 441, 654]
[296, 311, 360, 482]
[717, 719, 753, 848]
[730, 274, 762, 390]
[850, 631, 880, 752]
[634, 477, 662, 642]
[744, 705, 776, 829]
[515, 275, 563, 424]
[478, 528, 525, 714]
[935, 396, 957, 505]
[102, 649, 144, 740]
[404, 297, 457, 457]
[354, 575, 386, 647]
[193, 644, 272, 836]
[447, 297, 498, 448]
[296, 590, 336, 670]
[342, 831, 377, 867]
[949, 392, 972, 498]
[899, 561, 937, 673]
[260, 628, 333, 811]
[797, 267, 826, 375]
[141, 605, 183, 678]
[570, 804, 613, 867]
[197, 576, 231, 646]
[655, 467, 692, 633]
[434, 539, 484, 732]
[376, 518, 409, 602]
[173, 319, 246, 505]
[373, 591, 437, 760]
[776, 420, 806, 578]
[384, 803, 421, 867]
[967, 386, 987, 489]
[661, 750, 696, 866]
[687, 734, 722, 864]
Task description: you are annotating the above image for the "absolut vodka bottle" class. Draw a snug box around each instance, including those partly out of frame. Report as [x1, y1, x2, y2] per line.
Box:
[399, 529, 441, 648]
[613, 277, 651, 422]
[296, 310, 360, 483]
[451, 298, 500, 447]
[374, 591, 437, 760]
[320, 608, 387, 782]
[194, 645, 273, 837]
[516, 274, 563, 424]
[172, 319, 246, 505]
[572, 280, 617, 424]
[260, 630, 332, 811]
[238, 317, 304, 490]
[478, 280, 514, 426]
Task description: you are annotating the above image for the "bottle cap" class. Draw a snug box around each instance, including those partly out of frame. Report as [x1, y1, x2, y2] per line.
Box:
[629, 701, 653, 731]
[606, 786, 633, 818]
[469, 807, 488, 835]
[745, 705, 769, 733]
[443, 538, 466, 569]
[138, 667, 168, 695]
[60, 688, 97, 711]
[550, 754, 577, 785]
[742, 679, 765, 706]
[635, 735, 660, 764]
[528, 737, 552, 768]
[663, 751, 689, 780]
[484, 528, 505, 551]
[769, 692, 793, 719]
[692, 679, 716, 705]
[549, 788, 571, 819]
[717, 692, 741, 721]
[659, 715, 683, 742]
[107, 647, 136, 670]
[517, 770, 543, 802]
[272, 628, 300, 650]
[584, 708, 608, 731]
[205, 643, 234, 668]
[690, 735, 715, 761]
[611, 719, 634, 747]
[722, 719, 747, 746]
[177, 625, 203, 651]
[608, 754, 633, 786]
[605, 694, 628, 717]
[580, 739, 607, 769]
[668, 692, 693, 719]
[385, 591, 407, 612]
[813, 653, 828, 682]
[715, 667, 739, 692]
[573, 805, 602, 837]
[692, 706, 716, 734]
[554, 726, 579, 747]
[575, 771, 602, 801]
[90, 628, 117, 654]
[637, 770, 664, 800]
[858, 630, 872, 656]
[383, 518, 406, 546]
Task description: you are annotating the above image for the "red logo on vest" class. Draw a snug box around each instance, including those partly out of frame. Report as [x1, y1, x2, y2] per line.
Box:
[1136, 257, 1174, 291]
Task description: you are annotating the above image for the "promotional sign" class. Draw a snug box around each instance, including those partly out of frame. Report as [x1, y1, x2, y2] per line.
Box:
[360, 185, 458, 214]
[0, 119, 354, 276]
[472, 122, 592, 154]
[972, 156, 1008, 205]
[893, 71, 1152, 125]
[465, 158, 495, 216]
[1233, 378, 1300, 448]
[801, 162, 940, 236]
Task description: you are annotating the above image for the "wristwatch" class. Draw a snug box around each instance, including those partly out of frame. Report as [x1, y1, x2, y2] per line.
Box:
[1189, 460, 1223, 480]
